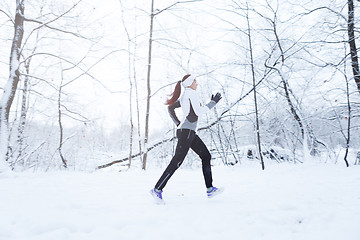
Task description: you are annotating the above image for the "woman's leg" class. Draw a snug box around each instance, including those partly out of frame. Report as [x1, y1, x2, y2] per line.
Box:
[154, 129, 195, 190]
[190, 134, 213, 188]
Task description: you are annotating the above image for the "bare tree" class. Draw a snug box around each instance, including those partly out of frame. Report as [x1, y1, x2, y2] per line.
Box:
[118, 0, 136, 169]
[245, 1, 264, 170]
[142, 0, 155, 170]
[348, 0, 360, 93]
[343, 46, 351, 167]
[258, 4, 310, 158]
[0, 0, 25, 171]
[58, 66, 67, 168]
[16, 50, 31, 165]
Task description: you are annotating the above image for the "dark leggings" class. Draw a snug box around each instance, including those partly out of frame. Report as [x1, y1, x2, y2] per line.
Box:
[155, 129, 213, 190]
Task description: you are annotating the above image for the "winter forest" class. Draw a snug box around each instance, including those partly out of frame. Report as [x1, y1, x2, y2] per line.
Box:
[1, 0, 360, 171]
[1, 0, 360, 239]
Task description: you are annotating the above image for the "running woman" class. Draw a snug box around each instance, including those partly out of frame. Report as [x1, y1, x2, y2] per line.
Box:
[150, 74, 223, 203]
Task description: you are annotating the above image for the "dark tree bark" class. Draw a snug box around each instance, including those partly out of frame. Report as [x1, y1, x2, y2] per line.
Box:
[343, 46, 351, 167]
[348, 0, 360, 93]
[58, 72, 67, 169]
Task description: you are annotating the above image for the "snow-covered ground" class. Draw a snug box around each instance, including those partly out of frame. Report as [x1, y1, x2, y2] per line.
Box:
[1, 163, 360, 240]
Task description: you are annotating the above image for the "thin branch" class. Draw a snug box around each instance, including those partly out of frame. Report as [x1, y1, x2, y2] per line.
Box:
[61, 105, 90, 122]
[154, 0, 203, 16]
[24, 0, 84, 38]
[300, 6, 347, 21]
[0, 9, 14, 24]
[24, 17, 85, 38]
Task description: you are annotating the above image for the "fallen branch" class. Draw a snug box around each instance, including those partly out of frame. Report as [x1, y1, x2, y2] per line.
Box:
[97, 136, 176, 169]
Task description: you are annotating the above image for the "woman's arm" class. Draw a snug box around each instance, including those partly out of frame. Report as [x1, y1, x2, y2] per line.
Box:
[168, 100, 181, 126]
[190, 92, 216, 116]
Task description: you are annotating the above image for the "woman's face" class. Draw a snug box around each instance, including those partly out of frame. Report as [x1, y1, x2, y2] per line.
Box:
[189, 79, 198, 90]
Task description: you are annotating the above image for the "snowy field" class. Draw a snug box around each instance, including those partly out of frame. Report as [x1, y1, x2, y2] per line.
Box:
[1, 163, 360, 240]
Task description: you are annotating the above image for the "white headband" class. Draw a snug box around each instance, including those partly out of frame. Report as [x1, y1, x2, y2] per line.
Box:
[182, 75, 196, 88]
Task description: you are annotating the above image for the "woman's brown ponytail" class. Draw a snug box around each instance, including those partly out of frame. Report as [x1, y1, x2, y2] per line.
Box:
[166, 74, 191, 106]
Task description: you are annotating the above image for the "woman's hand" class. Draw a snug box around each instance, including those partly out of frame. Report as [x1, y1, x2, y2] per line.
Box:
[211, 92, 222, 103]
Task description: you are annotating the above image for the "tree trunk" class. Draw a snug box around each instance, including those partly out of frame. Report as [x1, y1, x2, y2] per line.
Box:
[0, 0, 25, 170]
[134, 46, 143, 166]
[344, 46, 351, 167]
[348, 0, 360, 93]
[58, 69, 67, 168]
[128, 41, 134, 168]
[246, 1, 265, 170]
[143, 0, 155, 170]
[16, 60, 30, 165]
